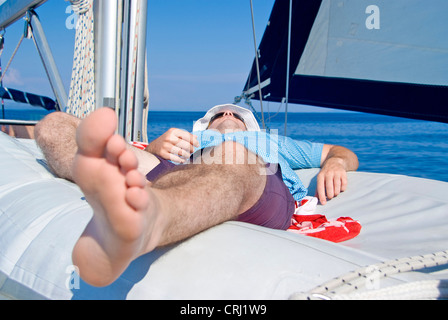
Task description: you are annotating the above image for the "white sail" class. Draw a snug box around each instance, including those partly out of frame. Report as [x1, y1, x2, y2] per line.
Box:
[296, 0, 448, 86]
[244, 0, 448, 123]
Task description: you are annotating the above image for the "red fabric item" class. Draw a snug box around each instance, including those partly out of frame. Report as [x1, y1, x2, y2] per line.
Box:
[287, 197, 362, 243]
[131, 141, 149, 150]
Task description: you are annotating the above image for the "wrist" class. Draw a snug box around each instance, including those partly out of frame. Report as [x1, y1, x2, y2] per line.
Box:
[324, 156, 346, 168]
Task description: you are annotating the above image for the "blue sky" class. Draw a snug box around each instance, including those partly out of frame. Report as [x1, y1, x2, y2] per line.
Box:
[1, 0, 325, 112]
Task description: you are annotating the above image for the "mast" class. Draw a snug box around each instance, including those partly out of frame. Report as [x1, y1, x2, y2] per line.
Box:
[94, 0, 148, 142]
[94, 0, 119, 113]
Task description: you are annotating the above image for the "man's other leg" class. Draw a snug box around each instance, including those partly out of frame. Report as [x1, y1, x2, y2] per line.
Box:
[150, 141, 267, 246]
[35, 112, 81, 181]
[34, 111, 160, 181]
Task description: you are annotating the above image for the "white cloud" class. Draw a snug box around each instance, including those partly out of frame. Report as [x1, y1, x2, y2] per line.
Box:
[1, 68, 55, 98]
[2, 67, 24, 86]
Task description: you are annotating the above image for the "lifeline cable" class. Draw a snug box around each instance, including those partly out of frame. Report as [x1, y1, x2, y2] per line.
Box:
[290, 250, 448, 300]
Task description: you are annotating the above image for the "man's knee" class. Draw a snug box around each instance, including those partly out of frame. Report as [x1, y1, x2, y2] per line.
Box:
[35, 112, 79, 144]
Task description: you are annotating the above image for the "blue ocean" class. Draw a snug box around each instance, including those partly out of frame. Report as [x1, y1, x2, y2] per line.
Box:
[147, 111, 448, 183]
[4, 106, 448, 183]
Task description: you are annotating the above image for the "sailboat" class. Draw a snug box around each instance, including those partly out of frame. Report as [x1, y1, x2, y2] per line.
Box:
[1, 0, 447, 300]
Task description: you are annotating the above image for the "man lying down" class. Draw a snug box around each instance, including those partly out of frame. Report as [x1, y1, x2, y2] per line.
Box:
[34, 104, 359, 286]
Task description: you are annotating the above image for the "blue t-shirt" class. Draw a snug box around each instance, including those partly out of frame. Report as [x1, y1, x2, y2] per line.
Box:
[192, 130, 323, 201]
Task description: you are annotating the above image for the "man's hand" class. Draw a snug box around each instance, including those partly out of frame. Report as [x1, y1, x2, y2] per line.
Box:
[317, 145, 359, 205]
[145, 128, 199, 163]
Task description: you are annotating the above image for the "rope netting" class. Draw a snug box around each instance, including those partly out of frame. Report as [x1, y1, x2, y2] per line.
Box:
[66, 0, 95, 119]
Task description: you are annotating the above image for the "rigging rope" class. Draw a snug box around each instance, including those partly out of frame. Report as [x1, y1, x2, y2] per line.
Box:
[142, 55, 149, 143]
[290, 250, 448, 300]
[284, 0, 293, 136]
[0, 31, 5, 119]
[125, 0, 141, 142]
[69, 0, 91, 14]
[234, 94, 270, 132]
[0, 32, 26, 84]
[66, 0, 95, 119]
[249, 0, 266, 130]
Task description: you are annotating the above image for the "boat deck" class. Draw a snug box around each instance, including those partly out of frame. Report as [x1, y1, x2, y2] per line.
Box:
[1, 132, 447, 299]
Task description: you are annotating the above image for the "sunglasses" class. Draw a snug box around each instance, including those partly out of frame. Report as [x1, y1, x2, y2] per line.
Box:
[209, 112, 245, 125]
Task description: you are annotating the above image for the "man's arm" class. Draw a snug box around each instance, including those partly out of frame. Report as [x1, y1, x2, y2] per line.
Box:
[316, 144, 359, 205]
[145, 128, 199, 163]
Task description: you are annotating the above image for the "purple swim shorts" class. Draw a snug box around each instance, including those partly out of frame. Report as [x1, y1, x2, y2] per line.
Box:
[146, 157, 295, 231]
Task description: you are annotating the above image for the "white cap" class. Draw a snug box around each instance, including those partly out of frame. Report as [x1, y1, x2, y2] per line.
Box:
[193, 104, 260, 132]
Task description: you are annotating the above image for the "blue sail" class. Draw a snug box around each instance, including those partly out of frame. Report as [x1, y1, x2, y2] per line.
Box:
[244, 0, 448, 123]
[0, 86, 57, 111]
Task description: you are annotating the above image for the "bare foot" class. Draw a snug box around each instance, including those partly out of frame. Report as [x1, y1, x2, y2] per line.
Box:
[72, 108, 162, 287]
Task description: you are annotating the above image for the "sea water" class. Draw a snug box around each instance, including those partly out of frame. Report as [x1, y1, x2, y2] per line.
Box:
[4, 107, 448, 182]
[146, 111, 448, 183]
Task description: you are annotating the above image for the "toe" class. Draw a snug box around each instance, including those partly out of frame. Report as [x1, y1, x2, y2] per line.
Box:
[76, 108, 117, 157]
[126, 169, 146, 188]
[126, 187, 150, 211]
[118, 148, 139, 172]
[106, 134, 128, 165]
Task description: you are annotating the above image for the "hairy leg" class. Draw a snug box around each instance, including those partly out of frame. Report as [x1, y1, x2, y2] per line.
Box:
[151, 143, 267, 245]
[34, 111, 160, 181]
[72, 108, 267, 286]
[35, 112, 81, 181]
